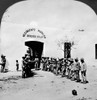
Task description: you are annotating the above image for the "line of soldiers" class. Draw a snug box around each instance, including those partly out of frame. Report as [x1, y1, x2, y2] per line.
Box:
[41, 57, 88, 83]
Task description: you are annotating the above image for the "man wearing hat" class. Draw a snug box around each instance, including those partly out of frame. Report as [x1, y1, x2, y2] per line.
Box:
[80, 58, 88, 83]
[74, 58, 81, 82]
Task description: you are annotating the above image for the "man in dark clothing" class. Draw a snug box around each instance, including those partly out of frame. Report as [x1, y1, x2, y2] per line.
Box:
[0, 55, 6, 72]
[16, 60, 19, 71]
[74, 58, 81, 82]
[61, 58, 67, 77]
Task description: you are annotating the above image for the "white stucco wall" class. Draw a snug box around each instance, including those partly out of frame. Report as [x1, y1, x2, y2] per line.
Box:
[1, 22, 97, 70]
[1, 0, 97, 70]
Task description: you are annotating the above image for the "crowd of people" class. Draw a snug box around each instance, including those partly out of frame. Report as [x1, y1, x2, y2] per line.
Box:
[41, 57, 88, 84]
[21, 48, 39, 78]
[0, 52, 88, 84]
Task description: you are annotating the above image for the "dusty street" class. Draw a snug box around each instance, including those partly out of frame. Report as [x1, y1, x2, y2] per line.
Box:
[0, 66, 97, 100]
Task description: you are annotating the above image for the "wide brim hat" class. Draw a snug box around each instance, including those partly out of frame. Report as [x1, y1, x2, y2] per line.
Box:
[80, 58, 84, 61]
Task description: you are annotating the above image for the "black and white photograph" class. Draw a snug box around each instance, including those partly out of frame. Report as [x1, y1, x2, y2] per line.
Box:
[0, 0, 97, 100]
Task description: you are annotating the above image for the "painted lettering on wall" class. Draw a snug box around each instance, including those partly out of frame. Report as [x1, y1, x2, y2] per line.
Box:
[23, 28, 46, 38]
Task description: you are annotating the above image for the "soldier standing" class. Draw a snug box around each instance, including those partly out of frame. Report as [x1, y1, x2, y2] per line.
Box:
[16, 60, 19, 71]
[74, 58, 81, 82]
[70, 59, 75, 80]
[80, 58, 88, 83]
[61, 58, 67, 77]
[0, 55, 6, 72]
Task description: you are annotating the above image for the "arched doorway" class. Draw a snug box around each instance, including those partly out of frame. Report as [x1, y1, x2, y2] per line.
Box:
[25, 41, 44, 69]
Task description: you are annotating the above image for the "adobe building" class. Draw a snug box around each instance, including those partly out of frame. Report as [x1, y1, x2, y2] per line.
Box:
[0, 0, 97, 70]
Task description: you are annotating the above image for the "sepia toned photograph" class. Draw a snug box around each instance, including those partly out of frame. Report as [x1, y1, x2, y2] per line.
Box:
[0, 0, 97, 100]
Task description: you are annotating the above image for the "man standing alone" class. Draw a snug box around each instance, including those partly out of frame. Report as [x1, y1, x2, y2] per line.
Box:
[80, 58, 88, 83]
[0, 55, 6, 72]
[16, 60, 19, 71]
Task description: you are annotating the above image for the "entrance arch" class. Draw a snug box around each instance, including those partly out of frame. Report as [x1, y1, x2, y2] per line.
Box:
[25, 41, 44, 58]
[25, 41, 44, 69]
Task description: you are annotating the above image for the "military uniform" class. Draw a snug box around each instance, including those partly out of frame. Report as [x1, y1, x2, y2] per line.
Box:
[80, 58, 87, 83]
[0, 55, 6, 72]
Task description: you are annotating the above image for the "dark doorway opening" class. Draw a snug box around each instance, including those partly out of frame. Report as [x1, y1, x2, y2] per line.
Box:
[64, 42, 71, 58]
[25, 41, 44, 69]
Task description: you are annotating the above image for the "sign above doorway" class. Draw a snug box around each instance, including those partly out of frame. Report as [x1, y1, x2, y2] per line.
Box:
[23, 28, 46, 39]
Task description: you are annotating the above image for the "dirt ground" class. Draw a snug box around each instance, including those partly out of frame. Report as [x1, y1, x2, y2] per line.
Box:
[0, 66, 97, 100]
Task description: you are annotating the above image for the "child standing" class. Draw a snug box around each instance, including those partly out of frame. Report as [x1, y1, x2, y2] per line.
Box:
[16, 60, 19, 71]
